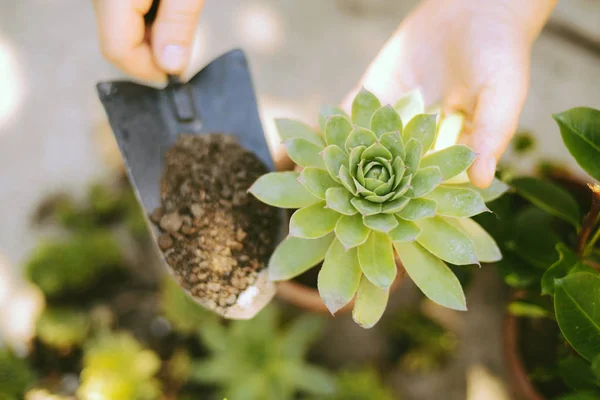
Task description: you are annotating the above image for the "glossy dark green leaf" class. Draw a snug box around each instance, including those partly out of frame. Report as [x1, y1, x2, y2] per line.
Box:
[370, 105, 402, 137]
[555, 272, 600, 361]
[318, 239, 362, 314]
[269, 234, 335, 280]
[352, 88, 381, 128]
[325, 187, 357, 216]
[405, 166, 443, 198]
[512, 177, 580, 227]
[559, 356, 598, 391]
[319, 105, 348, 133]
[358, 231, 397, 289]
[541, 243, 581, 296]
[403, 114, 437, 153]
[322, 145, 349, 183]
[275, 118, 325, 147]
[324, 115, 353, 149]
[299, 167, 340, 199]
[425, 186, 488, 218]
[289, 202, 341, 239]
[249, 171, 320, 208]
[285, 138, 326, 169]
[420, 145, 477, 180]
[553, 107, 600, 182]
[335, 214, 371, 249]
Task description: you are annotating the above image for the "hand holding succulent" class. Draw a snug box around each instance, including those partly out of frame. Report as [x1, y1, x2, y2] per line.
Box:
[250, 89, 507, 328]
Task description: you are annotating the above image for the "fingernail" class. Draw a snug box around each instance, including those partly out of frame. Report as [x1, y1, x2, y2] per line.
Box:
[161, 44, 186, 72]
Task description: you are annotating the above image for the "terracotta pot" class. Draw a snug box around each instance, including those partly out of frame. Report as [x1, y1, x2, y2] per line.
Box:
[276, 260, 406, 314]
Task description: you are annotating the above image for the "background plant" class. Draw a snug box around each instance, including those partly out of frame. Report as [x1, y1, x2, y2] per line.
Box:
[251, 88, 507, 327]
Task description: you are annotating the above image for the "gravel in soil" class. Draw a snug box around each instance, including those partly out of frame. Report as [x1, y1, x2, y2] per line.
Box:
[151, 133, 280, 315]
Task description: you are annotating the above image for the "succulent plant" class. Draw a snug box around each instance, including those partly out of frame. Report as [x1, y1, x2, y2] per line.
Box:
[189, 305, 336, 400]
[316, 368, 395, 400]
[77, 332, 161, 400]
[36, 307, 90, 351]
[250, 89, 508, 327]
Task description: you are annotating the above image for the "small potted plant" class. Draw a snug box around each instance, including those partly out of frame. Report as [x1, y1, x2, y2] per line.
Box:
[479, 107, 600, 400]
[250, 88, 506, 327]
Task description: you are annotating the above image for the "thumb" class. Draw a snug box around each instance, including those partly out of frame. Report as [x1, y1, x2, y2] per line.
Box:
[467, 72, 528, 188]
[151, 0, 205, 74]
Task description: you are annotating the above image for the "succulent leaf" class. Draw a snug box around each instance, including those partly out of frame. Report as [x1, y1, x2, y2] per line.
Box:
[285, 138, 327, 169]
[276, 118, 325, 147]
[396, 198, 437, 220]
[363, 214, 399, 233]
[391, 157, 406, 188]
[358, 231, 397, 289]
[338, 165, 357, 195]
[325, 187, 357, 216]
[249, 171, 320, 208]
[269, 234, 335, 280]
[414, 217, 479, 265]
[425, 186, 488, 217]
[453, 178, 510, 203]
[420, 145, 477, 180]
[379, 131, 405, 159]
[394, 242, 467, 311]
[299, 167, 341, 199]
[319, 105, 349, 132]
[325, 115, 353, 148]
[351, 197, 382, 215]
[370, 105, 403, 137]
[322, 145, 349, 183]
[391, 175, 412, 200]
[352, 276, 390, 329]
[345, 127, 378, 152]
[352, 88, 382, 128]
[404, 139, 422, 176]
[394, 89, 425, 125]
[388, 219, 420, 243]
[365, 192, 395, 203]
[444, 217, 501, 263]
[405, 166, 443, 198]
[403, 114, 437, 154]
[381, 197, 410, 214]
[335, 214, 371, 249]
[361, 142, 393, 160]
[290, 202, 341, 239]
[349, 146, 366, 176]
[318, 239, 362, 314]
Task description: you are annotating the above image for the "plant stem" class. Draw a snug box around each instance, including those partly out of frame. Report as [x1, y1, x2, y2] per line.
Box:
[577, 183, 600, 256]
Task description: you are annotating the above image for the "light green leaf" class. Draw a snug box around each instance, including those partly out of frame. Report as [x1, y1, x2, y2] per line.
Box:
[541, 243, 581, 296]
[403, 114, 437, 153]
[415, 217, 479, 265]
[352, 276, 390, 329]
[324, 115, 353, 148]
[512, 177, 580, 227]
[392, 175, 412, 200]
[445, 217, 501, 263]
[349, 146, 365, 176]
[396, 198, 437, 220]
[318, 239, 362, 314]
[319, 105, 348, 132]
[345, 127, 378, 152]
[426, 186, 488, 217]
[420, 145, 477, 180]
[269, 234, 335, 280]
[553, 107, 600, 182]
[453, 178, 510, 203]
[433, 112, 463, 151]
[285, 138, 326, 169]
[391, 157, 406, 188]
[404, 138, 422, 175]
[365, 193, 395, 204]
[394, 242, 467, 311]
[276, 118, 324, 147]
[281, 314, 324, 359]
[352, 88, 381, 128]
[325, 187, 356, 216]
[353, 177, 375, 196]
[299, 167, 340, 199]
[394, 89, 424, 125]
[338, 165, 357, 195]
[389, 219, 420, 243]
[287, 364, 337, 395]
[358, 231, 397, 289]
[555, 272, 600, 361]
[370, 105, 402, 137]
[249, 171, 319, 208]
[361, 142, 392, 160]
[380, 131, 405, 159]
[190, 359, 232, 383]
[382, 197, 410, 214]
[508, 301, 552, 319]
[363, 214, 399, 233]
[405, 166, 443, 198]
[350, 197, 382, 216]
[335, 214, 370, 249]
[289, 202, 341, 239]
[322, 145, 349, 183]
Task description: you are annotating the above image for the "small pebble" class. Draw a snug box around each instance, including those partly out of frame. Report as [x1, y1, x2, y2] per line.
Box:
[160, 212, 183, 232]
[158, 234, 174, 250]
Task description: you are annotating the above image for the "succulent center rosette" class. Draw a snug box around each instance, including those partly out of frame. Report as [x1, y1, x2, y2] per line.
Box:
[250, 88, 508, 328]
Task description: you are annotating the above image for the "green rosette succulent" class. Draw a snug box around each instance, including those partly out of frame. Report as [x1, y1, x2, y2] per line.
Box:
[250, 89, 508, 328]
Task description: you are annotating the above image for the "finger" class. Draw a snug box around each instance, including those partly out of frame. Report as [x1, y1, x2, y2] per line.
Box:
[152, 0, 205, 74]
[467, 73, 528, 188]
[94, 0, 165, 82]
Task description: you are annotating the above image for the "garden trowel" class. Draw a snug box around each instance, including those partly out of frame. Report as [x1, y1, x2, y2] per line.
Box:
[95, 49, 278, 320]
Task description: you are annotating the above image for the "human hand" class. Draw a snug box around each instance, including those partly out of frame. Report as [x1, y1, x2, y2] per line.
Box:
[343, 0, 557, 188]
[93, 0, 205, 82]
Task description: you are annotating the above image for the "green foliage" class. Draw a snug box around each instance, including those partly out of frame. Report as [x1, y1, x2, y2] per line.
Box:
[316, 368, 395, 400]
[160, 277, 216, 335]
[252, 88, 507, 326]
[0, 350, 34, 398]
[36, 307, 90, 350]
[25, 231, 122, 297]
[190, 305, 336, 400]
[78, 332, 161, 400]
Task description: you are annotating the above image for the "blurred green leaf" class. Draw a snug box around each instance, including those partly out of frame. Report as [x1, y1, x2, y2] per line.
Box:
[559, 356, 598, 391]
[285, 138, 327, 169]
[394, 89, 424, 125]
[507, 301, 552, 319]
[276, 118, 324, 147]
[541, 243, 581, 296]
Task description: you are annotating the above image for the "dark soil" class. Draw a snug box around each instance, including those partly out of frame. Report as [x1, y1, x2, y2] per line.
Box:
[151, 134, 280, 314]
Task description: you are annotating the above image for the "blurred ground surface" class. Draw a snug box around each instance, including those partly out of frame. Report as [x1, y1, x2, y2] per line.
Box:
[1, 1, 600, 398]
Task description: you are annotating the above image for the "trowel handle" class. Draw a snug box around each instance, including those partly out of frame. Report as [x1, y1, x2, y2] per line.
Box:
[143, 0, 181, 85]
